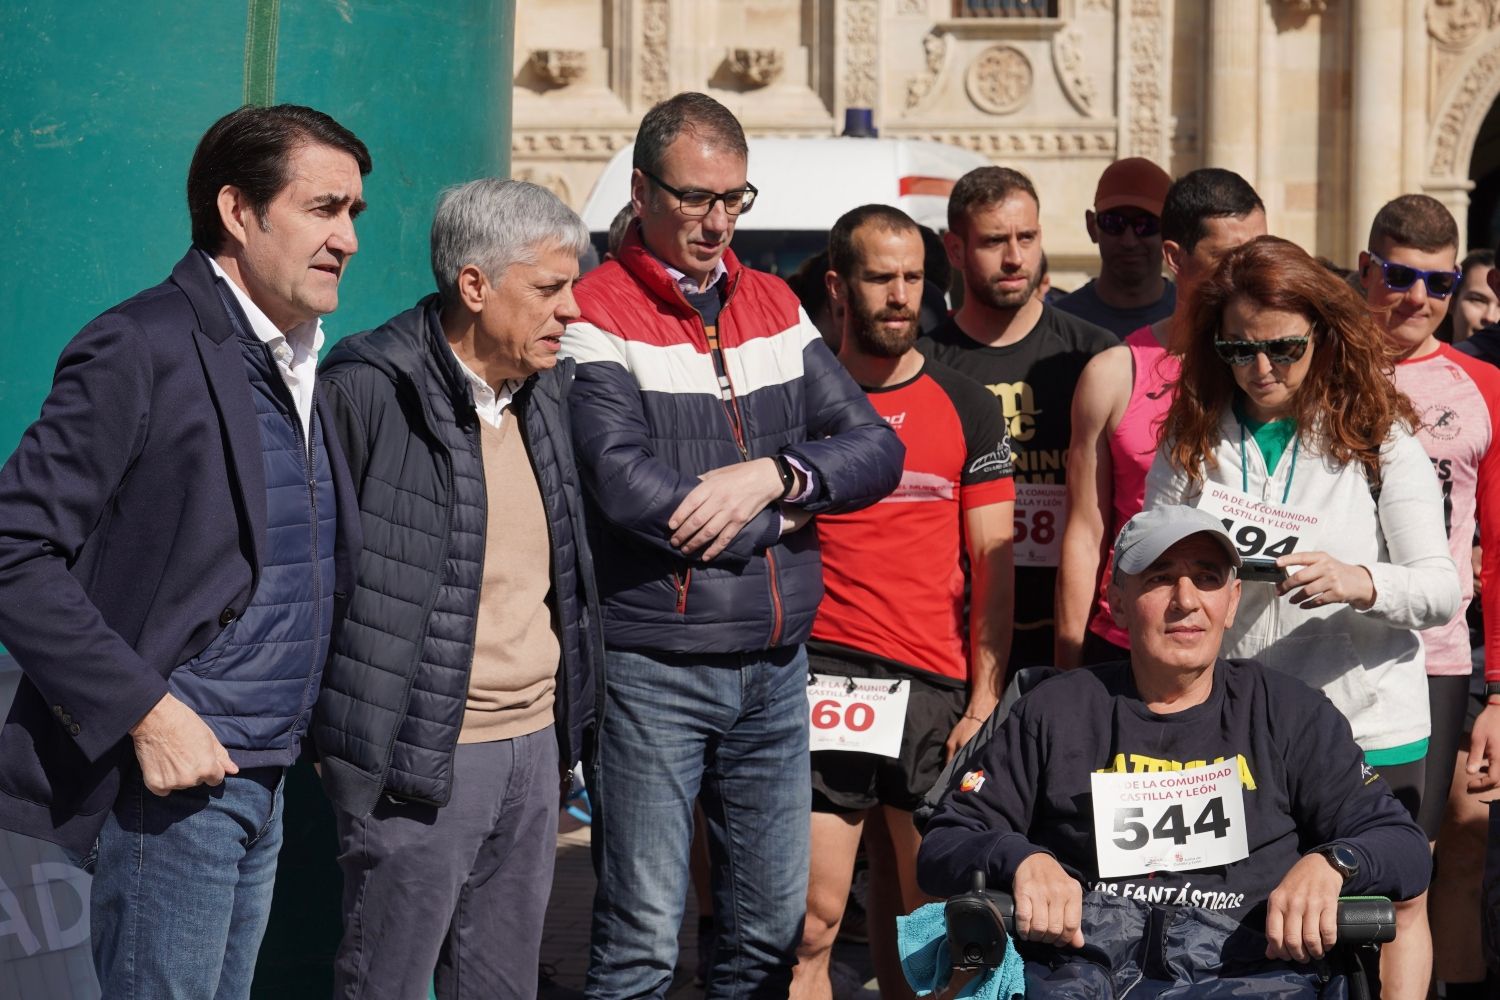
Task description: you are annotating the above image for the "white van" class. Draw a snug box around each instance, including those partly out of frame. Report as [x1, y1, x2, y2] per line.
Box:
[579, 136, 991, 275]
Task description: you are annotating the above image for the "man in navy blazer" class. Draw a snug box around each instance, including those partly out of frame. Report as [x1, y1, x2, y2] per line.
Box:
[0, 105, 367, 999]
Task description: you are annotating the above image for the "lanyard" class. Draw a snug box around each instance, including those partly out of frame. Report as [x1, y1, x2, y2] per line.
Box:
[1239, 421, 1298, 504]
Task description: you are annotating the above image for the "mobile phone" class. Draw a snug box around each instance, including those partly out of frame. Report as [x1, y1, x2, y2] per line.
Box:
[1238, 556, 1286, 583]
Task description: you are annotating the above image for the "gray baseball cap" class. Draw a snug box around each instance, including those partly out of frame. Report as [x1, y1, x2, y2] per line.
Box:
[1112, 505, 1241, 582]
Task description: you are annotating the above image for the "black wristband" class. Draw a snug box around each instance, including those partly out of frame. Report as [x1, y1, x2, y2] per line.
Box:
[1485, 681, 1500, 701]
[773, 454, 796, 499]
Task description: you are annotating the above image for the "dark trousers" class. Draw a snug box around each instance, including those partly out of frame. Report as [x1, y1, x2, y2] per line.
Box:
[332, 728, 560, 1000]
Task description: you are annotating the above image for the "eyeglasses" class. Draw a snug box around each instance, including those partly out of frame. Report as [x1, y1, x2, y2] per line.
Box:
[643, 170, 758, 217]
[1366, 251, 1460, 299]
[1213, 336, 1312, 367]
[1095, 211, 1161, 238]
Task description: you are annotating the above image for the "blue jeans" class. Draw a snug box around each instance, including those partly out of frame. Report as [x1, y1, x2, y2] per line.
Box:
[586, 645, 811, 999]
[90, 766, 285, 1000]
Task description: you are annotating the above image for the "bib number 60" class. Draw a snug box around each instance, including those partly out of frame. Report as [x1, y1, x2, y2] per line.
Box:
[811, 699, 874, 733]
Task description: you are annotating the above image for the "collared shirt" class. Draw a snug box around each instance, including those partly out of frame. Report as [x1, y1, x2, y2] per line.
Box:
[661, 258, 728, 296]
[647, 248, 815, 525]
[207, 256, 323, 442]
[448, 346, 523, 429]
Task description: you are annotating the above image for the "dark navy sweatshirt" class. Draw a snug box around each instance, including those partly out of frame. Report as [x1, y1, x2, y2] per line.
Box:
[917, 658, 1431, 922]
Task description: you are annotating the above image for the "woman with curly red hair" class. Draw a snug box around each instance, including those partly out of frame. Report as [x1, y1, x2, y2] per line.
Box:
[1145, 235, 1459, 809]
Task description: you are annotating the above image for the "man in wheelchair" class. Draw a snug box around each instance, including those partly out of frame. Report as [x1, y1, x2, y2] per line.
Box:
[915, 505, 1431, 993]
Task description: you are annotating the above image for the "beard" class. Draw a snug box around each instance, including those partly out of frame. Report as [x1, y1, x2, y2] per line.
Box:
[848, 299, 919, 358]
[968, 266, 1042, 310]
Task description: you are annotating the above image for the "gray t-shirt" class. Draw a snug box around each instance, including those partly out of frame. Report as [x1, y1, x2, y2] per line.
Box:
[1055, 278, 1176, 339]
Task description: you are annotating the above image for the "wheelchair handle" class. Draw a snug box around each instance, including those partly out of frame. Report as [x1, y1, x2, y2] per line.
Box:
[945, 872, 1396, 969]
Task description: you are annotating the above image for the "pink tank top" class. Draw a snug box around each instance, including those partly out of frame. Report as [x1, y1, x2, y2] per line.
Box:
[1089, 326, 1180, 647]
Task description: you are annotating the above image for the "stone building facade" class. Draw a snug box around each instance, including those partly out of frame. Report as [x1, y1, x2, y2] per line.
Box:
[512, 0, 1500, 281]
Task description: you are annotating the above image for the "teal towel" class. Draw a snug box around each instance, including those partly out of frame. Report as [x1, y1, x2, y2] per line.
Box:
[897, 901, 1025, 1000]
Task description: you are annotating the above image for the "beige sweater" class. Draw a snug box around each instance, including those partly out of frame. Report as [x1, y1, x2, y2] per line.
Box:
[459, 417, 559, 744]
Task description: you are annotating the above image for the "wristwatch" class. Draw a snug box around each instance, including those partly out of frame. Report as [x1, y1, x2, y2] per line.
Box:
[772, 454, 797, 500]
[1316, 844, 1360, 885]
[1484, 681, 1500, 704]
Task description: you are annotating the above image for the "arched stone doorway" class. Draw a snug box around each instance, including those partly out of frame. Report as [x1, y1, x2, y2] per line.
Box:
[1426, 23, 1500, 251]
[1470, 96, 1500, 252]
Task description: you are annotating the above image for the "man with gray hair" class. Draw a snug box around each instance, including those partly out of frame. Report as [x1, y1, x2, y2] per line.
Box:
[312, 178, 602, 999]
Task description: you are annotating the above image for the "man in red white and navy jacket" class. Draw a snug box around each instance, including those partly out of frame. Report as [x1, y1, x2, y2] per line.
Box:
[560, 92, 902, 998]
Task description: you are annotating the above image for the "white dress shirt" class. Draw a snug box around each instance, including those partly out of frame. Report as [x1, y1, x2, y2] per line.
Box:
[207, 256, 323, 443]
[448, 347, 523, 429]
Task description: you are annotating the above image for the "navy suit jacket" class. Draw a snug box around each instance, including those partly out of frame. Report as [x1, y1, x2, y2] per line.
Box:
[0, 249, 360, 853]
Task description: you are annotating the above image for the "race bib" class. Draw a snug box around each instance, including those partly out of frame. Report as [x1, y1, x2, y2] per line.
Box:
[1195, 483, 1321, 560]
[806, 674, 911, 758]
[1014, 483, 1066, 568]
[1090, 759, 1249, 878]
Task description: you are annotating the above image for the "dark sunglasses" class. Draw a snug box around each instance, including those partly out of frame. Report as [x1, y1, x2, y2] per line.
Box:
[1366, 251, 1460, 298]
[643, 170, 758, 217]
[1213, 336, 1312, 367]
[1095, 211, 1161, 238]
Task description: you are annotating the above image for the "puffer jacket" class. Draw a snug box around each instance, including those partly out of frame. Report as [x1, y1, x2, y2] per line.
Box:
[1018, 893, 1342, 998]
[560, 226, 904, 654]
[312, 298, 600, 816]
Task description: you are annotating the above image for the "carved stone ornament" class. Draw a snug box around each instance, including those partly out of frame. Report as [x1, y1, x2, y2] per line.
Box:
[843, 0, 879, 108]
[905, 31, 948, 111]
[639, 0, 670, 107]
[511, 168, 571, 204]
[529, 49, 588, 88]
[725, 47, 784, 88]
[1427, 0, 1500, 49]
[896, 0, 927, 14]
[900, 128, 1117, 157]
[1429, 44, 1500, 175]
[1052, 27, 1097, 116]
[1126, 0, 1167, 160]
[965, 45, 1033, 115]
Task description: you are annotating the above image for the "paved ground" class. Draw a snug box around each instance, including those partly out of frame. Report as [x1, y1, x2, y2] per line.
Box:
[540, 812, 878, 999]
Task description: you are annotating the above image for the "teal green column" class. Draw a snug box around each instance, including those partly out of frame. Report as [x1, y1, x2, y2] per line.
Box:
[0, 0, 515, 457]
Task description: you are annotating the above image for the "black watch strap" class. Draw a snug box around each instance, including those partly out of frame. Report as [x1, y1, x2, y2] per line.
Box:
[1485, 681, 1500, 701]
[773, 454, 796, 500]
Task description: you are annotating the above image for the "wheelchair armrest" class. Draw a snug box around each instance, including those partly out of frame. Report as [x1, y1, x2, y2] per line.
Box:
[943, 873, 1015, 971]
[1335, 896, 1396, 946]
[943, 872, 1396, 969]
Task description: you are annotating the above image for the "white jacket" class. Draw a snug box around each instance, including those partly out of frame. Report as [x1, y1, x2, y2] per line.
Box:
[1144, 411, 1460, 752]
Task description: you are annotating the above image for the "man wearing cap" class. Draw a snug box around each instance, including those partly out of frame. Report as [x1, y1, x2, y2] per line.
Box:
[918, 505, 1429, 984]
[1055, 158, 1176, 339]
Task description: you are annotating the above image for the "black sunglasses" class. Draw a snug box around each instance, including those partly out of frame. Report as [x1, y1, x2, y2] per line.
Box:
[1367, 251, 1460, 299]
[1095, 211, 1160, 238]
[1213, 336, 1312, 367]
[643, 170, 758, 217]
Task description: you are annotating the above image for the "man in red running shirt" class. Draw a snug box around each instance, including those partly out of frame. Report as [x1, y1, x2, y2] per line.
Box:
[790, 205, 1016, 999]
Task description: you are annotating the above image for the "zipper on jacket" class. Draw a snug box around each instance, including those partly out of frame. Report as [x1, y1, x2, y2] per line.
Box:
[670, 273, 787, 645]
[517, 398, 575, 776]
[290, 393, 323, 736]
[674, 568, 693, 614]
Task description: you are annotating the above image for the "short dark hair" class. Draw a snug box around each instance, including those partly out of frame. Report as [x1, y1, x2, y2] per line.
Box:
[786, 250, 830, 319]
[1464, 248, 1497, 275]
[947, 166, 1038, 235]
[918, 223, 951, 295]
[1159, 168, 1264, 254]
[607, 202, 635, 257]
[633, 92, 748, 178]
[187, 104, 371, 254]
[1367, 194, 1459, 254]
[828, 204, 921, 282]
